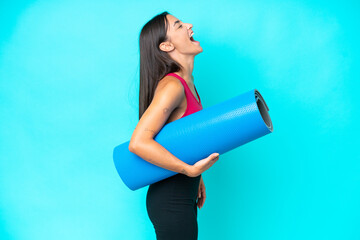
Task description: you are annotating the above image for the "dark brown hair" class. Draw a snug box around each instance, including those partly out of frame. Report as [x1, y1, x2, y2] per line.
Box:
[138, 11, 183, 119]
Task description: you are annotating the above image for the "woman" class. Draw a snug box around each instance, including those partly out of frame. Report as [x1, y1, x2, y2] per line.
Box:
[128, 11, 220, 240]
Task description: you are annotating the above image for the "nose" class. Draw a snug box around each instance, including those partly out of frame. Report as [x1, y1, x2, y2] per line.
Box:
[187, 23, 193, 30]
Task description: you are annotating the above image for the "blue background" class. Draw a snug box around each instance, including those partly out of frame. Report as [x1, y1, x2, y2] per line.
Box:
[1, 0, 359, 239]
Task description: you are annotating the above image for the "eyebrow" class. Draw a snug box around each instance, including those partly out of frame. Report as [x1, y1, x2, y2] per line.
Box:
[173, 20, 180, 28]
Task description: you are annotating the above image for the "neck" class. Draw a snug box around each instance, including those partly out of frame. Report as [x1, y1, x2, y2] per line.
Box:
[170, 54, 195, 84]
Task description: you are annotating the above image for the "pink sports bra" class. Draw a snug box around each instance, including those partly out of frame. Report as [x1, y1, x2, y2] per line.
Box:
[165, 73, 203, 118]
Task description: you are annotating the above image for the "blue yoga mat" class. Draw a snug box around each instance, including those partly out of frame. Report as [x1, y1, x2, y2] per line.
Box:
[113, 89, 273, 191]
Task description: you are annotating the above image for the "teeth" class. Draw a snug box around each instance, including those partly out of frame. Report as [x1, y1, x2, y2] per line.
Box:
[190, 32, 194, 38]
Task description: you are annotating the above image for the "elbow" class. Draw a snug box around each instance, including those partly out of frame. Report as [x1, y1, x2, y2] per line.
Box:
[129, 139, 144, 153]
[129, 138, 152, 153]
[128, 141, 137, 153]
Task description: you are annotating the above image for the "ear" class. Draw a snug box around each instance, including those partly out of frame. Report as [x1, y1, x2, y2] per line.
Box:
[159, 41, 174, 52]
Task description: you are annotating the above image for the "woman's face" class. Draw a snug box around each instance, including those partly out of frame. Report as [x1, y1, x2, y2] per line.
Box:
[159, 14, 203, 55]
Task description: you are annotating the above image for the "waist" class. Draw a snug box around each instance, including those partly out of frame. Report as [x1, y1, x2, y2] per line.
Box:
[148, 174, 201, 199]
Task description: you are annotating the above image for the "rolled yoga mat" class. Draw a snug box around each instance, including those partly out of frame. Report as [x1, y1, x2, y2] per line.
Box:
[113, 89, 273, 191]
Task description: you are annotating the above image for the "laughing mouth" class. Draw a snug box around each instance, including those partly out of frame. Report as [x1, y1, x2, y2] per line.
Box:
[189, 32, 195, 42]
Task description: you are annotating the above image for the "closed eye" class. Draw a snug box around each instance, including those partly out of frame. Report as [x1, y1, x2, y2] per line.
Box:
[179, 24, 183, 28]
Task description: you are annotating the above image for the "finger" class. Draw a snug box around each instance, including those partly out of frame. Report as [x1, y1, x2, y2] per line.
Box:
[199, 198, 204, 209]
[202, 189, 206, 197]
[197, 195, 202, 207]
[202, 191, 206, 204]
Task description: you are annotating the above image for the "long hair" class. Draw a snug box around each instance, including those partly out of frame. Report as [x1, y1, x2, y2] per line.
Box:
[138, 11, 182, 119]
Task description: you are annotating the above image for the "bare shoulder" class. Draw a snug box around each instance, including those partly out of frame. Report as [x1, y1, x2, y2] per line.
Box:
[155, 75, 184, 94]
[152, 75, 185, 111]
[128, 75, 185, 145]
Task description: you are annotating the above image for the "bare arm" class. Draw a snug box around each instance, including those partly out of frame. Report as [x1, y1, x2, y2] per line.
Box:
[128, 76, 191, 175]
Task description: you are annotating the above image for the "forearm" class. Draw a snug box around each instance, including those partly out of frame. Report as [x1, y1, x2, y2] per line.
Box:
[129, 139, 191, 175]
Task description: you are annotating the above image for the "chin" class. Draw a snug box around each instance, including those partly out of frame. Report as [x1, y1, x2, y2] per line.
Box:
[194, 46, 203, 54]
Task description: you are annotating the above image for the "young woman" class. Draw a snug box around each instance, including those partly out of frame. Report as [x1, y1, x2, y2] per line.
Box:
[128, 11, 220, 240]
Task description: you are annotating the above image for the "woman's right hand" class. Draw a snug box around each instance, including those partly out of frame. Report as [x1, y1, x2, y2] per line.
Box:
[185, 153, 220, 177]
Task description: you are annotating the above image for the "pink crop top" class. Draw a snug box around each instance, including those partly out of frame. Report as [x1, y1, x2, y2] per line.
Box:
[165, 73, 203, 118]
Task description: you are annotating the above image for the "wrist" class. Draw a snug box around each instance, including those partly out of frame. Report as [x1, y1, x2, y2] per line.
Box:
[179, 162, 192, 176]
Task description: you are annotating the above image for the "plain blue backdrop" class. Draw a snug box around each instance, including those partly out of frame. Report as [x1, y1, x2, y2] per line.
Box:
[1, 0, 359, 239]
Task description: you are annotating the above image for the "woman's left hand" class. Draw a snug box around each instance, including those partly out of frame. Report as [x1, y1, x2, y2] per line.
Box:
[196, 175, 206, 209]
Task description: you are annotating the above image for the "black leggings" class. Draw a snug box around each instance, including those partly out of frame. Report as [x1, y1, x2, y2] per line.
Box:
[146, 173, 202, 240]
